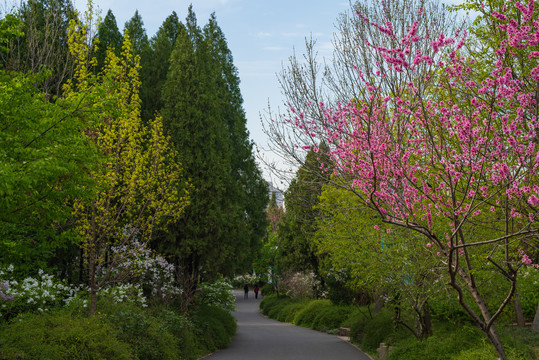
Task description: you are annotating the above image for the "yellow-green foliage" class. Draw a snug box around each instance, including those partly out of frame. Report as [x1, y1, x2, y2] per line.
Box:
[63, 8, 189, 314]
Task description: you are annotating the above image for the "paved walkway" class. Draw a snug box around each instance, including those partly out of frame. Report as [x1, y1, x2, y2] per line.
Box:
[205, 290, 373, 360]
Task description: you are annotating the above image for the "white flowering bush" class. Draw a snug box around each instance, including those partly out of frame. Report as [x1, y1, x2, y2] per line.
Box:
[232, 273, 259, 288]
[280, 271, 320, 299]
[0, 265, 83, 320]
[98, 283, 148, 308]
[108, 240, 181, 301]
[196, 279, 235, 312]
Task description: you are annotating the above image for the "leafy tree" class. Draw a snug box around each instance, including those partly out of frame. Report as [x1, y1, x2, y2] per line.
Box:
[254, 193, 282, 289]
[0, 69, 98, 274]
[0, 14, 23, 54]
[316, 184, 441, 338]
[1, 0, 78, 96]
[66, 14, 189, 315]
[93, 9, 122, 73]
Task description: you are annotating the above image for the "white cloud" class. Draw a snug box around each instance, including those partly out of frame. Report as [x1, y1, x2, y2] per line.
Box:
[281, 32, 299, 38]
[257, 32, 272, 38]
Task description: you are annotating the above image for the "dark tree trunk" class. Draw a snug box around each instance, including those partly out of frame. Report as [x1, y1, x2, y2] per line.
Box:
[532, 303, 539, 332]
[514, 292, 526, 327]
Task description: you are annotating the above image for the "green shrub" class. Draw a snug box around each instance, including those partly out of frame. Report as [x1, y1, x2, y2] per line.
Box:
[0, 311, 133, 359]
[323, 275, 356, 305]
[428, 294, 470, 322]
[260, 294, 281, 315]
[501, 326, 539, 348]
[101, 300, 180, 360]
[518, 268, 539, 319]
[293, 299, 331, 327]
[192, 305, 236, 352]
[195, 279, 235, 312]
[387, 323, 483, 360]
[311, 305, 355, 332]
[151, 307, 198, 360]
[454, 345, 533, 360]
[342, 310, 371, 343]
[362, 309, 395, 351]
[267, 297, 294, 319]
[280, 302, 308, 323]
[261, 284, 275, 296]
[342, 306, 372, 344]
[499, 327, 539, 360]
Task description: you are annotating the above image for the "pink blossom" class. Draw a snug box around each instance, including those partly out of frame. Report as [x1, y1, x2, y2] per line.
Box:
[528, 195, 539, 206]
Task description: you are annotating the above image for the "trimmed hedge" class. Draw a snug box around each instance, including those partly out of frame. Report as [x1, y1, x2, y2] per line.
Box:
[260, 294, 283, 315]
[279, 302, 308, 323]
[311, 305, 356, 332]
[192, 305, 237, 351]
[293, 299, 332, 327]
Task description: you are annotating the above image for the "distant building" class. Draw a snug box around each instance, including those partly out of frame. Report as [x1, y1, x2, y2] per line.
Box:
[267, 181, 284, 208]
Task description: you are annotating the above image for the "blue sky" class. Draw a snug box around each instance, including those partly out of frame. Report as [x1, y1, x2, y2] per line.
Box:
[71, 0, 350, 180]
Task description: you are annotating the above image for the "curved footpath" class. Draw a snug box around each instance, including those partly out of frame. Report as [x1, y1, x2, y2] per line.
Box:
[205, 290, 373, 360]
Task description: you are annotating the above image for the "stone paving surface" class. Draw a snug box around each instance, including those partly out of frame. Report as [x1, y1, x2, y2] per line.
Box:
[204, 290, 373, 360]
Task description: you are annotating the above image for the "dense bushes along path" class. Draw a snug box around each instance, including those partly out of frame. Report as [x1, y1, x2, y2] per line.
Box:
[205, 291, 372, 360]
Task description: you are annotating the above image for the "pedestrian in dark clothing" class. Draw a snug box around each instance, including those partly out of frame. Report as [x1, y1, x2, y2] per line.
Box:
[244, 284, 249, 299]
[254, 285, 260, 299]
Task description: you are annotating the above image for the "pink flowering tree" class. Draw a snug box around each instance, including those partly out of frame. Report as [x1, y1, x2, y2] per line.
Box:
[285, 1, 539, 359]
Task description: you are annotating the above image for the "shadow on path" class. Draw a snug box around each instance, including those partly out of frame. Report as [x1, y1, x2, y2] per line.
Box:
[205, 290, 373, 360]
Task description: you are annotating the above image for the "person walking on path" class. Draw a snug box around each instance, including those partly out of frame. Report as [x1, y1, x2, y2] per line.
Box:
[253, 285, 259, 299]
[244, 284, 249, 299]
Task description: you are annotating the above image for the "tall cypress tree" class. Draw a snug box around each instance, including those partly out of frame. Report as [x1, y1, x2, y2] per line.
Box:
[277, 147, 330, 274]
[159, 7, 233, 310]
[123, 10, 149, 57]
[203, 14, 269, 273]
[140, 11, 181, 122]
[93, 9, 122, 73]
[157, 7, 268, 309]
